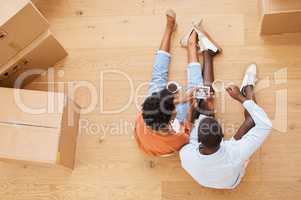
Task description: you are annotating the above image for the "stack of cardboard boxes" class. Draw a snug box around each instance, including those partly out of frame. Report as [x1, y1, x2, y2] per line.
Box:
[259, 0, 301, 35]
[0, 0, 67, 87]
[0, 0, 79, 169]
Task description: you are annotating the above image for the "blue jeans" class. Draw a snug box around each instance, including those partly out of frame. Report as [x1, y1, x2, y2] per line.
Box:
[148, 50, 204, 123]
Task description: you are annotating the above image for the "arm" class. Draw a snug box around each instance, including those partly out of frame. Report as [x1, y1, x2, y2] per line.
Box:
[181, 97, 197, 135]
[233, 116, 255, 140]
[187, 99, 196, 124]
[233, 85, 256, 140]
[237, 100, 272, 160]
[226, 85, 273, 160]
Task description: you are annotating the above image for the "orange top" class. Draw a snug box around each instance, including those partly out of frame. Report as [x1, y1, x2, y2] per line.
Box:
[134, 112, 192, 156]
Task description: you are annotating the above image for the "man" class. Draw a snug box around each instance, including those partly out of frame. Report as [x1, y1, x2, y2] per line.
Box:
[179, 64, 273, 189]
[134, 9, 221, 156]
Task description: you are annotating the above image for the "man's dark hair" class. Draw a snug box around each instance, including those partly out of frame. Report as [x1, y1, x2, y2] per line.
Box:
[198, 118, 224, 148]
[142, 89, 175, 131]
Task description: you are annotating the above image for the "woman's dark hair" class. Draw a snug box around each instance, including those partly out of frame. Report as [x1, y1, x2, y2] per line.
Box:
[142, 89, 175, 131]
[198, 118, 224, 148]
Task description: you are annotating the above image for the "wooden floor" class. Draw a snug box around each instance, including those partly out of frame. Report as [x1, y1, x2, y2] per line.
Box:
[1, 0, 301, 199]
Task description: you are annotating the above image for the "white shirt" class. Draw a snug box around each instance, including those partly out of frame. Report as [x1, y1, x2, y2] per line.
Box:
[180, 100, 272, 189]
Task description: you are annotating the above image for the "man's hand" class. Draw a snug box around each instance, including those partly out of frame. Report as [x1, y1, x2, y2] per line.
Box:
[226, 85, 246, 103]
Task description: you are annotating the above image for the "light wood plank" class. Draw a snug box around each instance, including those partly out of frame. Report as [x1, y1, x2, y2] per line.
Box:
[1, 0, 301, 199]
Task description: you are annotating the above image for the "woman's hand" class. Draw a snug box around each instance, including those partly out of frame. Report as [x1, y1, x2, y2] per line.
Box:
[174, 88, 195, 104]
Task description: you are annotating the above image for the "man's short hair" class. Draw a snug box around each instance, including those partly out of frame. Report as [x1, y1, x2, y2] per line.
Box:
[142, 89, 175, 131]
[198, 118, 224, 148]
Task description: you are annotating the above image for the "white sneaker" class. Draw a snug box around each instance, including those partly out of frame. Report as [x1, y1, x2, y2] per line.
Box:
[180, 20, 222, 54]
[180, 24, 196, 47]
[240, 63, 257, 93]
[197, 32, 219, 53]
[180, 19, 203, 48]
[193, 22, 221, 53]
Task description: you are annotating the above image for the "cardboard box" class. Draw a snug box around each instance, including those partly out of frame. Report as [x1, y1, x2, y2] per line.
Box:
[259, 0, 301, 35]
[0, 87, 80, 169]
[0, 30, 67, 88]
[0, 0, 49, 66]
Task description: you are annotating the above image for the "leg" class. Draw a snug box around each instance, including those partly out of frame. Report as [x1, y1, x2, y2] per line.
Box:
[233, 85, 256, 140]
[175, 31, 202, 123]
[186, 31, 203, 89]
[159, 14, 176, 53]
[203, 51, 215, 87]
[148, 14, 176, 95]
[187, 31, 200, 65]
[197, 50, 216, 116]
[186, 31, 217, 119]
[193, 27, 221, 117]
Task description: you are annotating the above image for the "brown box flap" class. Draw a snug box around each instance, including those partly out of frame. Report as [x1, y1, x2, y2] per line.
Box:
[262, 0, 301, 13]
[0, 122, 60, 163]
[0, 87, 65, 128]
[0, 1, 49, 66]
[58, 99, 81, 169]
[0, 30, 67, 87]
[0, 0, 28, 26]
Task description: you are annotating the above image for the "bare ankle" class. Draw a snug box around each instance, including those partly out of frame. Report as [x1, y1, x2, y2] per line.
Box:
[188, 40, 197, 47]
[166, 15, 175, 27]
[188, 31, 198, 45]
[242, 85, 254, 99]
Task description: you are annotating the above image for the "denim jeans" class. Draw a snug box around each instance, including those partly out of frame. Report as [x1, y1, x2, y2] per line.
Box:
[148, 50, 204, 123]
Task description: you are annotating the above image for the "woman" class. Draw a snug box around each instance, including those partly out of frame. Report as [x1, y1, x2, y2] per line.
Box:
[134, 9, 221, 156]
